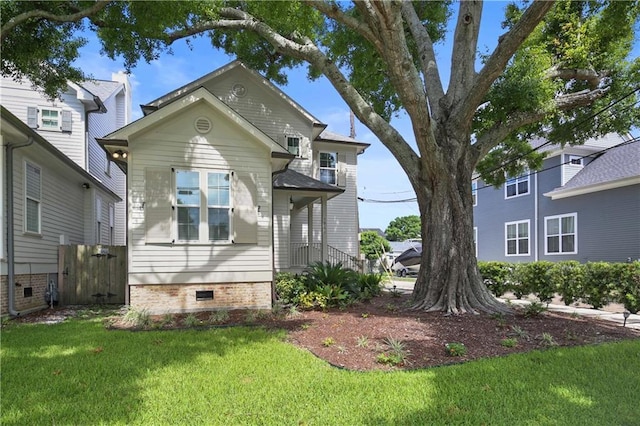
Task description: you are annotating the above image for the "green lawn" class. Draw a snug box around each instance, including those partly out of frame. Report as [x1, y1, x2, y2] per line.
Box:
[2, 315, 639, 425]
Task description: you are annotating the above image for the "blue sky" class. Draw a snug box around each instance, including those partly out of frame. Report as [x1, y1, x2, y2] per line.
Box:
[73, 2, 638, 231]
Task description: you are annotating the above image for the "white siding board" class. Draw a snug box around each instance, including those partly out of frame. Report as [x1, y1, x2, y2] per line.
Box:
[128, 102, 274, 283]
[272, 192, 290, 270]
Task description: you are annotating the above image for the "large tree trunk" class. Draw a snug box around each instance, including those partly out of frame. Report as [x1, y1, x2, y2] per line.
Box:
[410, 145, 509, 315]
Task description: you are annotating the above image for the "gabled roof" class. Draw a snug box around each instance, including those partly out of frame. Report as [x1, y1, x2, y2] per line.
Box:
[1, 105, 121, 201]
[143, 60, 323, 125]
[100, 86, 288, 156]
[80, 79, 123, 102]
[544, 139, 640, 200]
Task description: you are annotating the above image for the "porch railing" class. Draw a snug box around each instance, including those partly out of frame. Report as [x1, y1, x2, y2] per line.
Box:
[290, 243, 363, 272]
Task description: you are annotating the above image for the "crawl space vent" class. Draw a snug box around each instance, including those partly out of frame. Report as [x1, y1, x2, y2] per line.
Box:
[196, 290, 214, 301]
[194, 117, 212, 134]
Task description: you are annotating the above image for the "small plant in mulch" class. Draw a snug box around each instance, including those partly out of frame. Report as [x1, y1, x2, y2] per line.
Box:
[510, 325, 530, 341]
[538, 332, 558, 347]
[183, 313, 201, 327]
[322, 337, 336, 347]
[445, 342, 467, 357]
[501, 338, 518, 348]
[376, 337, 410, 366]
[208, 310, 229, 325]
[356, 335, 370, 348]
[523, 301, 547, 318]
[491, 312, 508, 328]
[122, 307, 151, 329]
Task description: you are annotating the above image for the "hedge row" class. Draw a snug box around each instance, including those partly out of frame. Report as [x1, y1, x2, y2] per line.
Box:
[478, 261, 640, 313]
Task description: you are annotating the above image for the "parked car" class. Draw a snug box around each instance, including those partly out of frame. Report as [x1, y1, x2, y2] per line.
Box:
[392, 261, 420, 277]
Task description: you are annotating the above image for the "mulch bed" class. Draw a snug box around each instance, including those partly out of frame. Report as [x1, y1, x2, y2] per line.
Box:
[9, 293, 640, 371]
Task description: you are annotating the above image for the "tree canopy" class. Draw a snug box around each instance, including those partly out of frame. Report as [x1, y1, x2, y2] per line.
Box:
[385, 215, 421, 242]
[2, 0, 638, 313]
[359, 231, 391, 260]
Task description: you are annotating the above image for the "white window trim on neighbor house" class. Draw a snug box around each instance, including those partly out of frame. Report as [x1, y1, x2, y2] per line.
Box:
[287, 136, 301, 157]
[505, 219, 530, 256]
[96, 196, 103, 244]
[505, 173, 529, 199]
[472, 181, 478, 206]
[27, 106, 72, 132]
[39, 107, 62, 131]
[24, 161, 42, 235]
[175, 168, 232, 244]
[545, 213, 578, 255]
[319, 151, 338, 185]
[474, 227, 478, 257]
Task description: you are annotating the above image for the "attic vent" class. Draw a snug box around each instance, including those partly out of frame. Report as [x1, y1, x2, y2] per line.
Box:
[232, 83, 247, 98]
[194, 117, 212, 134]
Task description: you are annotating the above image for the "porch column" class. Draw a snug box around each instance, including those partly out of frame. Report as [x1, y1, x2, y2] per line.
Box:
[321, 195, 328, 263]
[307, 202, 314, 263]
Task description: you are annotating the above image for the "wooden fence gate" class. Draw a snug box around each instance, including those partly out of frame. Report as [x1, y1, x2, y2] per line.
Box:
[58, 245, 127, 305]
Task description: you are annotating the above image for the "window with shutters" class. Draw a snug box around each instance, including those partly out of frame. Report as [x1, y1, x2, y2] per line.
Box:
[319, 152, 337, 185]
[25, 162, 42, 234]
[27, 107, 72, 132]
[144, 168, 257, 245]
[472, 181, 478, 206]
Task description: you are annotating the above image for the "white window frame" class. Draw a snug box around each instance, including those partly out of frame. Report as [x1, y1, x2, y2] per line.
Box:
[505, 219, 530, 256]
[473, 227, 478, 257]
[505, 173, 529, 199]
[287, 136, 301, 157]
[24, 161, 42, 235]
[38, 107, 61, 131]
[568, 155, 583, 166]
[96, 197, 102, 244]
[319, 152, 338, 185]
[175, 169, 232, 244]
[108, 203, 115, 245]
[544, 213, 578, 255]
[472, 181, 478, 206]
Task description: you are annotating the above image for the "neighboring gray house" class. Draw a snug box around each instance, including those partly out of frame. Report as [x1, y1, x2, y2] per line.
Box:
[473, 133, 640, 263]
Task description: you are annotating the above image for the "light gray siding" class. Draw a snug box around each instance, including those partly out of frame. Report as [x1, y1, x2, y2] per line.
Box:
[1, 77, 86, 167]
[272, 192, 290, 270]
[127, 102, 274, 285]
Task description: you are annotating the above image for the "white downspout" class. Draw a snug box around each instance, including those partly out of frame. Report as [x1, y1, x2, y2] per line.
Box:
[534, 171, 539, 261]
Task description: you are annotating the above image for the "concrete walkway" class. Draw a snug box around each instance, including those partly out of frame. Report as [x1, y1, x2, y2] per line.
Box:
[384, 279, 640, 330]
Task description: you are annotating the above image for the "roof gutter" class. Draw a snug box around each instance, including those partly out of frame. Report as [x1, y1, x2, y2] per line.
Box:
[5, 137, 43, 316]
[85, 95, 106, 170]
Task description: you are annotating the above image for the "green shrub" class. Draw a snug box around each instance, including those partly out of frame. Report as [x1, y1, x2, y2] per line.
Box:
[183, 313, 201, 327]
[478, 261, 513, 297]
[275, 272, 307, 305]
[615, 262, 640, 314]
[582, 262, 617, 309]
[444, 342, 467, 357]
[316, 284, 350, 307]
[298, 291, 327, 310]
[501, 338, 518, 348]
[357, 273, 384, 301]
[516, 261, 555, 304]
[550, 261, 584, 305]
[511, 263, 535, 299]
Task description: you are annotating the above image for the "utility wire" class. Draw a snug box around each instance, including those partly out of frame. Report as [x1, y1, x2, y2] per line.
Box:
[471, 85, 640, 181]
[358, 136, 640, 203]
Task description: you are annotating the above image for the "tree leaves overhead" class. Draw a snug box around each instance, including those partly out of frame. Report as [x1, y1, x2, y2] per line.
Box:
[385, 215, 421, 242]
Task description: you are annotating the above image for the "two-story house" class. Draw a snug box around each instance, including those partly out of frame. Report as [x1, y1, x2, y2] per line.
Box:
[97, 61, 368, 314]
[1, 74, 131, 316]
[473, 133, 640, 263]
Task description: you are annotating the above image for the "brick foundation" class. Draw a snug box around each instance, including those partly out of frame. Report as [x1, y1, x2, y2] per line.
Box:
[1, 273, 49, 316]
[129, 282, 272, 314]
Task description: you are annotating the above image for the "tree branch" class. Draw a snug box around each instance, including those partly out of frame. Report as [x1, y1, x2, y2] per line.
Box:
[474, 87, 609, 159]
[456, 0, 555, 126]
[307, 0, 380, 48]
[545, 66, 609, 89]
[401, 1, 445, 116]
[1, 0, 110, 42]
[446, 0, 483, 107]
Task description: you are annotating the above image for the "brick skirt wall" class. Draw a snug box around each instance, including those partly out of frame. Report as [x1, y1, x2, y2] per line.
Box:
[1, 273, 49, 316]
[130, 282, 272, 314]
